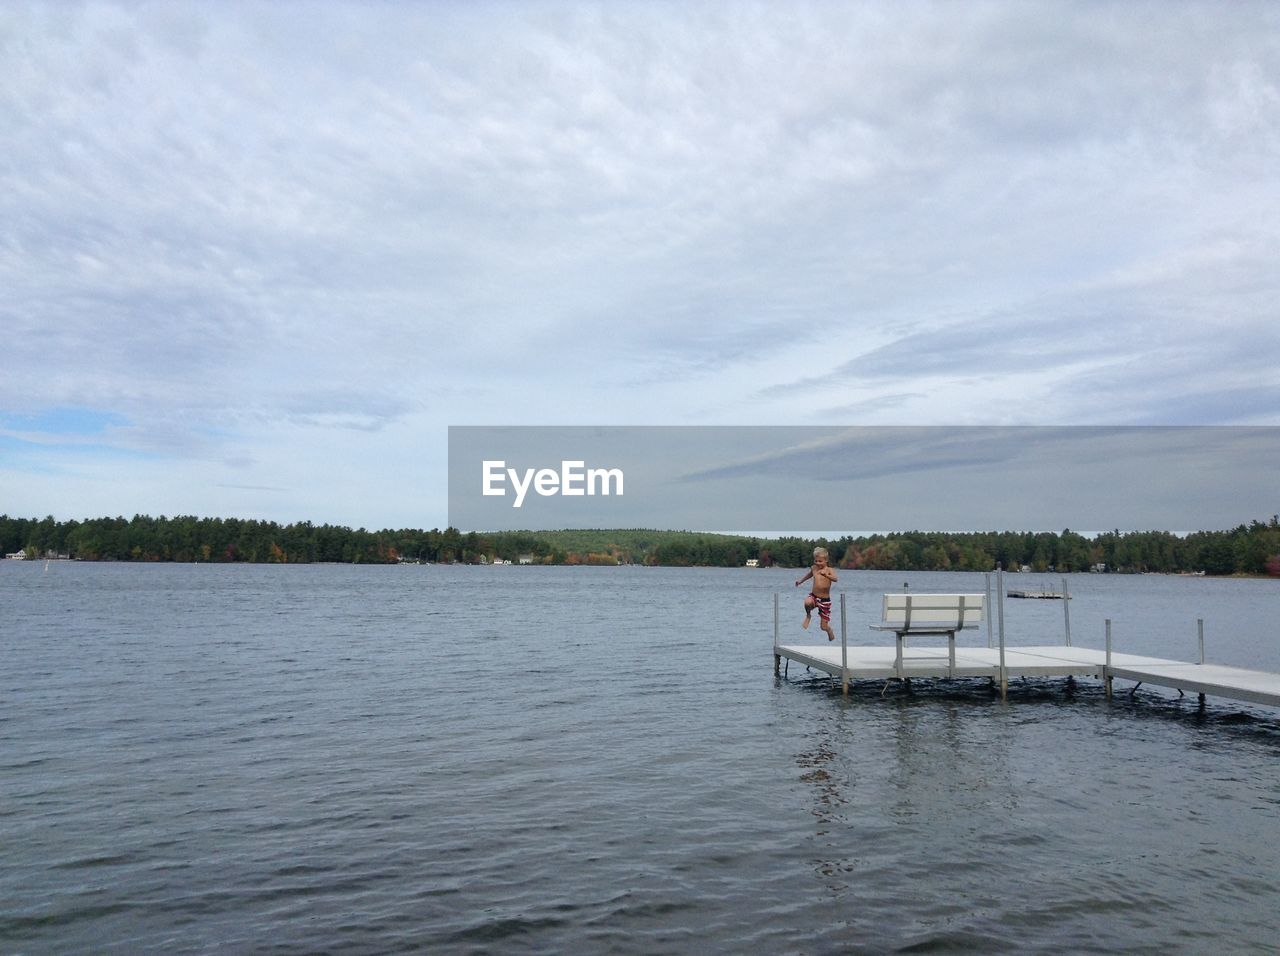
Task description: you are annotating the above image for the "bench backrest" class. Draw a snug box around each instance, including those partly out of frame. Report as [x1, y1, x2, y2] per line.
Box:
[881, 593, 985, 629]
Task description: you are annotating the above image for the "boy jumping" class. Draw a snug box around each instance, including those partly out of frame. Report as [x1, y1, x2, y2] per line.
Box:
[795, 547, 838, 641]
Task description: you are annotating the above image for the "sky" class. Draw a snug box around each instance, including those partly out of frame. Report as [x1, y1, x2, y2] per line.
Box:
[2, 1, 1278, 531]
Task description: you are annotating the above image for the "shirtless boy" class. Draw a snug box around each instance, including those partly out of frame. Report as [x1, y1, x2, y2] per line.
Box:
[795, 547, 838, 641]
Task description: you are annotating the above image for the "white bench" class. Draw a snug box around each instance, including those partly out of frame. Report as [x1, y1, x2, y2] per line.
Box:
[869, 593, 985, 678]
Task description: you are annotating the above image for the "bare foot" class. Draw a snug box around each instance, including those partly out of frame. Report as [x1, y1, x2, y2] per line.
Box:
[802, 615, 811, 630]
[827, 630, 835, 642]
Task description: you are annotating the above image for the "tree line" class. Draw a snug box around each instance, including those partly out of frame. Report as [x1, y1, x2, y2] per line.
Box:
[2, 514, 1279, 576]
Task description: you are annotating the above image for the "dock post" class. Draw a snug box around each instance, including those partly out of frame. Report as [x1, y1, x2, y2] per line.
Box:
[997, 566, 1007, 700]
[1104, 619, 1113, 700]
[1197, 617, 1206, 709]
[1062, 575, 1072, 646]
[773, 592, 780, 676]
[840, 592, 849, 696]
[985, 571, 994, 648]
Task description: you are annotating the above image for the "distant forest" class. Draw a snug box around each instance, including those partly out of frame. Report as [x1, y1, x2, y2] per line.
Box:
[3, 514, 1279, 576]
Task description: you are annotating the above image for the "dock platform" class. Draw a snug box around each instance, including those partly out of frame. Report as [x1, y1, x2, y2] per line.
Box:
[775, 641, 1280, 709]
[771, 585, 1280, 711]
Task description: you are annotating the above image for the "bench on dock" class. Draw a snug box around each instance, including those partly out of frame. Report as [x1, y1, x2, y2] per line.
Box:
[870, 593, 986, 678]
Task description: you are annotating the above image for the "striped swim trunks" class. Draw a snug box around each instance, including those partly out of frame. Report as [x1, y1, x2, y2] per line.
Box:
[809, 593, 832, 623]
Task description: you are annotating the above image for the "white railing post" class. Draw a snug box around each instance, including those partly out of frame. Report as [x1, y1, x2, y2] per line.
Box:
[997, 566, 1007, 700]
[1196, 618, 1206, 708]
[1062, 575, 1072, 646]
[840, 592, 849, 696]
[985, 571, 994, 648]
[773, 592, 780, 676]
[1105, 618, 1113, 700]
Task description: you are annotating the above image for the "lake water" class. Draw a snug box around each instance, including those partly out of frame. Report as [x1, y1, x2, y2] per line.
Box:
[3, 563, 1279, 953]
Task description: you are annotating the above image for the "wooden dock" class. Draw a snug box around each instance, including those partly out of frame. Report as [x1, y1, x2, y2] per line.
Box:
[772, 587, 1280, 711]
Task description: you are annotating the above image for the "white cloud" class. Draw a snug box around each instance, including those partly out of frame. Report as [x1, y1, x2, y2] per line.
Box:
[2, 0, 1278, 527]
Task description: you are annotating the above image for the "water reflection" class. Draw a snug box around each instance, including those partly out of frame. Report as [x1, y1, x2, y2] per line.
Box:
[793, 685, 1026, 898]
[793, 703, 857, 891]
[885, 693, 1019, 824]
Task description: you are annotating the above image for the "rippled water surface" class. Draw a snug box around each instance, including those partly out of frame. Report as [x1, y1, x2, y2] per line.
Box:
[3, 563, 1279, 953]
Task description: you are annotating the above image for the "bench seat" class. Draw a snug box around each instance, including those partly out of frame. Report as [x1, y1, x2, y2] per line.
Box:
[869, 593, 986, 677]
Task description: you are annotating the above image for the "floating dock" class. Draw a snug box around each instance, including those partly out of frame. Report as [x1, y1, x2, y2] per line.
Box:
[773, 643, 1280, 709]
[772, 581, 1280, 711]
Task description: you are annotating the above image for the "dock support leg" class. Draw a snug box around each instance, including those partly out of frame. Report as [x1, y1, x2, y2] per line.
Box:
[1198, 693, 1206, 712]
[774, 653, 780, 676]
[997, 566, 1007, 702]
[840, 593, 849, 697]
[1104, 618, 1113, 701]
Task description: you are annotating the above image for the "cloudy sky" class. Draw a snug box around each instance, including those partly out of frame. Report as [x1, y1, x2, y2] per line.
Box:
[2, 1, 1278, 530]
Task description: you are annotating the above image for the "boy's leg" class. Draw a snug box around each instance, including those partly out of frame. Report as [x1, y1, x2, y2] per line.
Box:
[819, 598, 834, 641]
[802, 594, 815, 629]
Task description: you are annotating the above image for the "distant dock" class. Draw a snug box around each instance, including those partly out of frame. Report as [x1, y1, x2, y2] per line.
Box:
[1006, 588, 1066, 599]
[772, 575, 1280, 711]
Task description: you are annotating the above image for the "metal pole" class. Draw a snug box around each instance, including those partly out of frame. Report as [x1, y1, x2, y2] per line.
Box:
[1105, 618, 1112, 700]
[841, 592, 849, 696]
[1062, 575, 1072, 646]
[1197, 618, 1206, 708]
[773, 592, 780, 676]
[997, 566, 1007, 700]
[985, 571, 994, 648]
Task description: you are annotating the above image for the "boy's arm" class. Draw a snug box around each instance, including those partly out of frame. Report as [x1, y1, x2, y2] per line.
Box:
[795, 567, 813, 587]
[821, 567, 838, 583]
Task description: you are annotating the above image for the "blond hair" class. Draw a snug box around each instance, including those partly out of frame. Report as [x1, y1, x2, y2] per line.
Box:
[813, 547, 828, 560]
